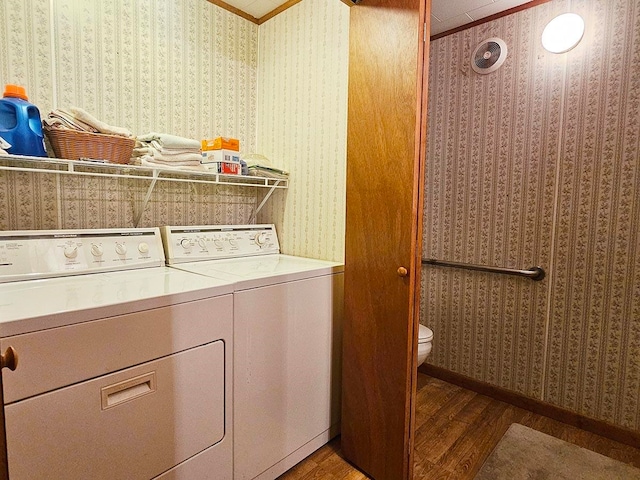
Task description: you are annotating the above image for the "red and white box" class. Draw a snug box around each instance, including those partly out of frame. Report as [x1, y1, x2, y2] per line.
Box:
[203, 160, 242, 175]
[201, 149, 241, 165]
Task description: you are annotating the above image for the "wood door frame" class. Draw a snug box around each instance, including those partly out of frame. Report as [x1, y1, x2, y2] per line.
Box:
[408, 0, 432, 468]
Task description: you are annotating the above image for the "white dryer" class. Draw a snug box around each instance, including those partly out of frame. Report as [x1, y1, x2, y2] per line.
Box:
[0, 228, 234, 480]
[161, 224, 344, 480]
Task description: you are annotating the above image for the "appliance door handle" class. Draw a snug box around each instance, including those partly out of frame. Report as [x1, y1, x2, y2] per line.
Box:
[101, 371, 157, 410]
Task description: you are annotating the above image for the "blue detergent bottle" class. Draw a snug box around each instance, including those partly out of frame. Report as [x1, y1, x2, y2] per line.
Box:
[0, 84, 47, 157]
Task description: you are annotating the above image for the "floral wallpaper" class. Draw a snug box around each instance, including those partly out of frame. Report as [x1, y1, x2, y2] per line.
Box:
[546, 0, 640, 430]
[0, 0, 257, 146]
[0, 158, 258, 230]
[0, 0, 348, 263]
[423, 0, 640, 430]
[0, 0, 259, 230]
[255, 0, 349, 262]
[0, 0, 54, 114]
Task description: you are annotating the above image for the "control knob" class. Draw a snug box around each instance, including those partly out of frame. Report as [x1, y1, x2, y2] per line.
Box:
[180, 239, 192, 250]
[115, 243, 127, 256]
[91, 244, 104, 257]
[64, 245, 78, 259]
[138, 242, 149, 254]
[197, 239, 207, 250]
[254, 232, 267, 246]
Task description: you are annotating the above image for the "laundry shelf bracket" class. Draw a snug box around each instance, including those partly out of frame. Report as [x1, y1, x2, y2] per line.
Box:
[0, 154, 288, 227]
[134, 170, 159, 227]
[248, 180, 282, 223]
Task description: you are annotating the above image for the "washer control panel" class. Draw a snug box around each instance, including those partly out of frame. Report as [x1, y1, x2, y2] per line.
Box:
[0, 228, 165, 283]
[161, 224, 280, 264]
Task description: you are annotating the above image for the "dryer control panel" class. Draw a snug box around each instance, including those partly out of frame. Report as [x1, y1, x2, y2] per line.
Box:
[0, 228, 165, 283]
[161, 224, 280, 264]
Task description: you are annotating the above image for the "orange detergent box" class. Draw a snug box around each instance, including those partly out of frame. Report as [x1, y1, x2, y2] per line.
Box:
[201, 137, 240, 151]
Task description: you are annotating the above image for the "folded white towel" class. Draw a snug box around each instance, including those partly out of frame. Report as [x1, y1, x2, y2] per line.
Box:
[135, 156, 206, 171]
[131, 147, 153, 157]
[150, 150, 202, 163]
[248, 166, 289, 179]
[136, 154, 200, 167]
[70, 107, 133, 137]
[137, 132, 200, 150]
[143, 141, 200, 155]
[133, 147, 203, 159]
[44, 109, 99, 133]
[158, 149, 203, 157]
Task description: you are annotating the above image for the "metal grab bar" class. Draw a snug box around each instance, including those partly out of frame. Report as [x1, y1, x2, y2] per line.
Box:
[422, 258, 546, 281]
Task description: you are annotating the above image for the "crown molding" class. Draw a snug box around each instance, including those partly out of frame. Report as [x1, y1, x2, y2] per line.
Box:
[206, 0, 259, 24]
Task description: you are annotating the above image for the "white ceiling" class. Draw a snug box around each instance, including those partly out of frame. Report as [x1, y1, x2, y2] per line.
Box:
[222, 0, 532, 34]
[223, 0, 288, 19]
[431, 0, 533, 35]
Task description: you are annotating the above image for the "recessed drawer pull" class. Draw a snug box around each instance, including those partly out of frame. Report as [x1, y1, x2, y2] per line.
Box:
[101, 371, 156, 410]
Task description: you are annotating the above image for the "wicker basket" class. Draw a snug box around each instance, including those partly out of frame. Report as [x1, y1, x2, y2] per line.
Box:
[44, 128, 135, 164]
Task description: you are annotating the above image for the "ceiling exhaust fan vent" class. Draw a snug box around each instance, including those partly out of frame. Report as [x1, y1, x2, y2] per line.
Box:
[471, 38, 508, 74]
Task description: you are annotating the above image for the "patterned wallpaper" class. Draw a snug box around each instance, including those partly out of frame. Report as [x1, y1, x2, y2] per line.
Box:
[547, 0, 640, 429]
[1, 0, 257, 146]
[0, 0, 259, 230]
[423, 0, 640, 429]
[0, 0, 348, 262]
[255, 0, 349, 262]
[0, 159, 257, 230]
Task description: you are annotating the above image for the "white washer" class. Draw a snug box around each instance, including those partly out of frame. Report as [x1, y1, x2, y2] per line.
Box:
[0, 228, 234, 480]
[161, 224, 344, 480]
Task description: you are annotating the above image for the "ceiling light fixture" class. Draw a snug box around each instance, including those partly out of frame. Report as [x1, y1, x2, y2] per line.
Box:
[541, 13, 585, 53]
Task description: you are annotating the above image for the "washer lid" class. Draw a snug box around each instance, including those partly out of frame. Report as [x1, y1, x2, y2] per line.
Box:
[170, 254, 344, 290]
[418, 324, 433, 343]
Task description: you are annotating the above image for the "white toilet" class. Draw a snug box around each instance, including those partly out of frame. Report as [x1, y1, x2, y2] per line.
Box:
[417, 324, 434, 367]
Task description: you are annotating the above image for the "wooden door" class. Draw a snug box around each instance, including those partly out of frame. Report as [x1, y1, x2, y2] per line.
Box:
[341, 1, 430, 479]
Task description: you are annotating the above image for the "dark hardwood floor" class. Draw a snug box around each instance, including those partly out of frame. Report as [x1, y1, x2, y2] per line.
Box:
[278, 373, 640, 479]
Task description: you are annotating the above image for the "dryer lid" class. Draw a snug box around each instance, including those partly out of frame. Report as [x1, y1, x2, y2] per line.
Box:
[418, 324, 433, 343]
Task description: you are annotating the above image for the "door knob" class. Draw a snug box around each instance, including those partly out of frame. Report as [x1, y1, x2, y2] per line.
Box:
[397, 266, 408, 277]
[1, 346, 18, 371]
